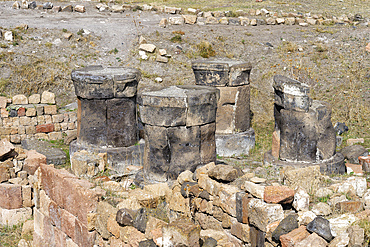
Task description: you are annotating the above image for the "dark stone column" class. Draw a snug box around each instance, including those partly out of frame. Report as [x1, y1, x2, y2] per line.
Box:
[264, 75, 345, 174]
[192, 59, 255, 157]
[138, 85, 218, 182]
[69, 65, 143, 173]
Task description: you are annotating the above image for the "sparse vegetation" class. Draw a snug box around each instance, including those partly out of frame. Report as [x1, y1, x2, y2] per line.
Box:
[108, 48, 119, 54]
[0, 222, 33, 247]
[196, 41, 216, 58]
[170, 34, 182, 43]
[358, 219, 370, 245]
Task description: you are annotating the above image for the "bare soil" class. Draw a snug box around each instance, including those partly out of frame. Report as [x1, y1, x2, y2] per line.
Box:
[0, 0, 369, 162]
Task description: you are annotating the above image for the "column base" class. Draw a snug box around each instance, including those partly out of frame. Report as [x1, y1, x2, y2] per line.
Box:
[264, 150, 346, 175]
[215, 128, 255, 157]
[69, 140, 144, 174]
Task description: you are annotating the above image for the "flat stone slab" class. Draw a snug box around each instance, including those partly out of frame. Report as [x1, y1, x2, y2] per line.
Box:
[21, 139, 67, 165]
[264, 150, 345, 175]
[138, 85, 219, 127]
[215, 128, 255, 157]
[70, 139, 144, 174]
[192, 59, 252, 86]
[72, 65, 141, 99]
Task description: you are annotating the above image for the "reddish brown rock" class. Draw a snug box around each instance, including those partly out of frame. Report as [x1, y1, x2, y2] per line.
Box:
[295, 232, 327, 247]
[17, 107, 26, 117]
[107, 214, 121, 238]
[61, 208, 76, 240]
[0, 183, 22, 209]
[36, 123, 54, 133]
[264, 186, 295, 204]
[230, 222, 250, 242]
[271, 130, 280, 159]
[23, 150, 47, 175]
[280, 226, 310, 247]
[345, 163, 363, 175]
[74, 218, 96, 247]
[335, 201, 363, 213]
[40, 164, 105, 226]
[54, 227, 67, 247]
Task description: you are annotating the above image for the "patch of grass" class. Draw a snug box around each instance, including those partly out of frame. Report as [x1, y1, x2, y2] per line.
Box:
[108, 48, 119, 54]
[357, 219, 370, 245]
[0, 43, 8, 48]
[196, 41, 216, 58]
[77, 29, 84, 36]
[314, 43, 328, 52]
[318, 194, 331, 203]
[0, 222, 33, 247]
[248, 120, 275, 162]
[141, 70, 159, 79]
[315, 27, 335, 34]
[45, 42, 52, 48]
[279, 41, 298, 53]
[0, 79, 10, 91]
[170, 34, 182, 43]
[62, 28, 68, 33]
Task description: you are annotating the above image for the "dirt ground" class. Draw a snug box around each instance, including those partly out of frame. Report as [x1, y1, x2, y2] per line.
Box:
[0, 1, 369, 162]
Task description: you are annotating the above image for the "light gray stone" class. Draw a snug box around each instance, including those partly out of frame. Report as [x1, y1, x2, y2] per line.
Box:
[248, 198, 284, 232]
[243, 181, 264, 199]
[293, 188, 310, 211]
[312, 202, 332, 216]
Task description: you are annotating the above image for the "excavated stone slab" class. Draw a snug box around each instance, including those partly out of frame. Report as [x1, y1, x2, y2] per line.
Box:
[69, 139, 144, 174]
[21, 139, 66, 165]
[264, 150, 345, 175]
[72, 65, 140, 99]
[192, 59, 252, 87]
[215, 128, 255, 157]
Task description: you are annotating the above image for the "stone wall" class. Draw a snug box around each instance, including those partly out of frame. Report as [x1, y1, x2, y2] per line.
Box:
[34, 164, 105, 247]
[1, 140, 366, 246]
[0, 91, 77, 144]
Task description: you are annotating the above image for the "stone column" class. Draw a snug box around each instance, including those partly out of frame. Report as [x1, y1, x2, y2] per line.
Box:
[70, 65, 144, 173]
[192, 59, 255, 157]
[265, 75, 345, 174]
[138, 85, 219, 181]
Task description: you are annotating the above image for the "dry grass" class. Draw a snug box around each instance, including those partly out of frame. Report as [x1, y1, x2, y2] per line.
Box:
[0, 223, 32, 247]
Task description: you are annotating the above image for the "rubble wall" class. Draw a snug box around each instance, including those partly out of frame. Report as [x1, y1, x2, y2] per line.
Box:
[0, 92, 77, 144]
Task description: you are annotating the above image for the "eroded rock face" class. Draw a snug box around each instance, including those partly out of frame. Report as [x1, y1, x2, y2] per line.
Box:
[273, 75, 336, 163]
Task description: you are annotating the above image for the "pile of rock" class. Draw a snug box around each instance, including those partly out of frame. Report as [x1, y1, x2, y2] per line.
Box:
[0, 138, 45, 226]
[160, 11, 366, 27]
[57, 161, 369, 246]
[0, 91, 77, 144]
[10, 1, 368, 27]
[139, 42, 171, 63]
[12, 0, 84, 13]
